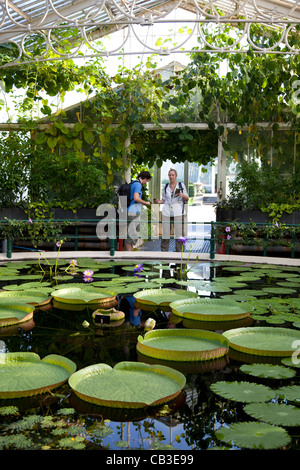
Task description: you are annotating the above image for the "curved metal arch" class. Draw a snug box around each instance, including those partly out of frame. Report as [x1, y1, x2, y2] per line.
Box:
[0, 0, 299, 67]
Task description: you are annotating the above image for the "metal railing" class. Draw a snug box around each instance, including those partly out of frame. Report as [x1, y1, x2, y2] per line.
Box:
[0, 218, 299, 259]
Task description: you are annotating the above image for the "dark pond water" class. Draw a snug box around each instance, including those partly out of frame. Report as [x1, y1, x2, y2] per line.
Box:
[0, 257, 299, 452]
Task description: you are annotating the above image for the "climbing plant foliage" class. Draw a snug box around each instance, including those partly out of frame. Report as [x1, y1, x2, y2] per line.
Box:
[0, 22, 298, 197]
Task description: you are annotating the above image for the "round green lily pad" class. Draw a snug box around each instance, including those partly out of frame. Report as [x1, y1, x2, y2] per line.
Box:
[222, 326, 300, 356]
[0, 290, 51, 306]
[210, 380, 276, 403]
[244, 402, 300, 427]
[134, 288, 198, 306]
[0, 352, 77, 398]
[240, 363, 295, 379]
[0, 304, 35, 328]
[51, 287, 116, 305]
[170, 298, 253, 322]
[68, 361, 186, 408]
[137, 329, 229, 362]
[215, 422, 291, 450]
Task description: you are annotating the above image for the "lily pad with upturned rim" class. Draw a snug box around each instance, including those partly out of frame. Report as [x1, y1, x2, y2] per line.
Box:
[51, 287, 116, 305]
[0, 304, 35, 327]
[222, 326, 300, 357]
[134, 288, 198, 307]
[137, 329, 229, 362]
[0, 290, 51, 306]
[170, 298, 253, 322]
[0, 352, 76, 399]
[68, 361, 186, 408]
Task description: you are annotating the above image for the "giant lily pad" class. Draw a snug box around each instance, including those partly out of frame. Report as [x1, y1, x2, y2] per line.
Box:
[137, 329, 229, 361]
[170, 298, 253, 322]
[68, 361, 186, 408]
[223, 326, 300, 357]
[51, 287, 116, 305]
[0, 352, 76, 398]
[134, 288, 198, 307]
[0, 304, 34, 328]
[0, 290, 51, 306]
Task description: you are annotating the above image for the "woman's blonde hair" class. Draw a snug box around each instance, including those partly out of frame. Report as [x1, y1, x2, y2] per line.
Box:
[168, 168, 177, 177]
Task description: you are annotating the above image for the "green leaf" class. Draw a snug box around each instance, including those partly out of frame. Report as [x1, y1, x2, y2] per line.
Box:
[210, 381, 276, 403]
[244, 402, 300, 427]
[240, 363, 295, 379]
[68, 361, 186, 408]
[170, 298, 253, 321]
[215, 422, 290, 450]
[222, 326, 300, 356]
[134, 288, 198, 306]
[137, 329, 229, 362]
[51, 287, 116, 305]
[0, 352, 76, 398]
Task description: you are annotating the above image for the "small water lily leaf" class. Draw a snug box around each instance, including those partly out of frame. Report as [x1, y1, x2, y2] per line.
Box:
[68, 361, 186, 408]
[240, 363, 295, 379]
[2, 281, 52, 291]
[262, 287, 296, 295]
[281, 357, 300, 368]
[0, 352, 76, 398]
[210, 381, 276, 402]
[244, 402, 300, 427]
[215, 422, 291, 450]
[277, 385, 300, 403]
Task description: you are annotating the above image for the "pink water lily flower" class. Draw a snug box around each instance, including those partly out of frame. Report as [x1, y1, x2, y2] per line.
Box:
[83, 270, 94, 277]
[178, 236, 188, 245]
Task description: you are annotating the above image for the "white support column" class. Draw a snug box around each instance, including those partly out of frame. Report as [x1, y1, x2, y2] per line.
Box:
[217, 128, 227, 203]
[123, 134, 131, 183]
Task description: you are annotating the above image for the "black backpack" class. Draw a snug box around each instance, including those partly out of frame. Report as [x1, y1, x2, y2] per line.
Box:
[117, 180, 139, 208]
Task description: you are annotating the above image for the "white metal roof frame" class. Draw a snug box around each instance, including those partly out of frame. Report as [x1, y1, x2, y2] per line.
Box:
[0, 0, 299, 66]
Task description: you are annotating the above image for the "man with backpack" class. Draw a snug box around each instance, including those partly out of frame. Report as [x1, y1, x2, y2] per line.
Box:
[119, 170, 152, 251]
[153, 168, 189, 252]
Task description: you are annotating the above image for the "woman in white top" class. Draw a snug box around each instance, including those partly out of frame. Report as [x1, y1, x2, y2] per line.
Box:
[153, 168, 189, 252]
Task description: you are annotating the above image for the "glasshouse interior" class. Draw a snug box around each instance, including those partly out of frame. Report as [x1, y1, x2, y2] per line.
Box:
[0, 0, 300, 453]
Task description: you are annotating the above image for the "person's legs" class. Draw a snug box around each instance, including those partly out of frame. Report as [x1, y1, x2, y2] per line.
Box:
[123, 214, 139, 251]
[174, 214, 186, 252]
[161, 214, 171, 252]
